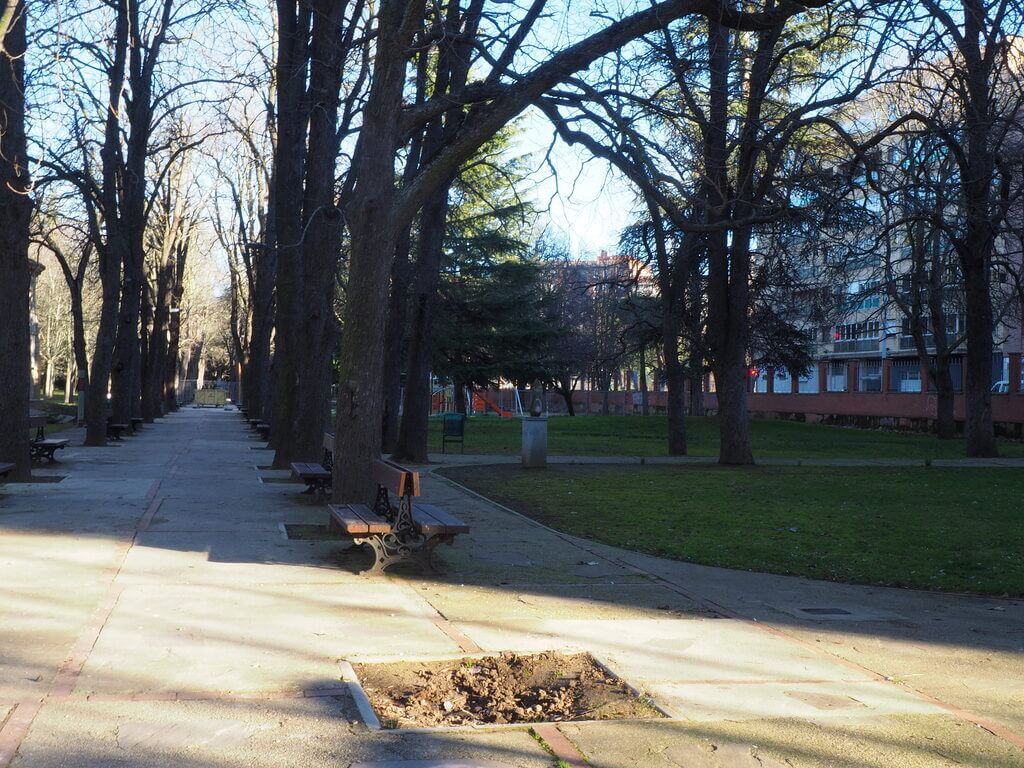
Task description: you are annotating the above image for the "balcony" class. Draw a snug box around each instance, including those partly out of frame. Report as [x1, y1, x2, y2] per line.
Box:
[833, 339, 879, 353]
[899, 335, 934, 351]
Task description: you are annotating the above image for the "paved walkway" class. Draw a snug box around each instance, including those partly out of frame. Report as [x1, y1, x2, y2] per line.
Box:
[0, 408, 1021, 767]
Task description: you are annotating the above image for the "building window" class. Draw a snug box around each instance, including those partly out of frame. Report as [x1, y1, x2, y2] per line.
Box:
[753, 369, 769, 393]
[859, 360, 882, 392]
[827, 362, 848, 392]
[848, 280, 881, 310]
[775, 368, 793, 394]
[890, 358, 922, 392]
[797, 368, 819, 393]
[993, 353, 1008, 391]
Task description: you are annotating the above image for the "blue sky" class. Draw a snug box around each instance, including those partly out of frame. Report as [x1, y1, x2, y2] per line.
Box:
[516, 107, 638, 258]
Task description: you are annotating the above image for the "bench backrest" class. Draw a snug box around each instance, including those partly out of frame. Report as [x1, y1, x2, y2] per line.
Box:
[323, 432, 335, 453]
[372, 458, 420, 498]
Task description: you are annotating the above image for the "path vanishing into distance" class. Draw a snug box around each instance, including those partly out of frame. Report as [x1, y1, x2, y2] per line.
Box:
[0, 408, 1022, 767]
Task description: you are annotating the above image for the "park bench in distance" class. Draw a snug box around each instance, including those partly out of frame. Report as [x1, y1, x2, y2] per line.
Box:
[328, 458, 469, 574]
[248, 419, 271, 441]
[0, 463, 14, 479]
[289, 433, 335, 495]
[30, 415, 69, 463]
[107, 422, 129, 441]
[131, 417, 144, 430]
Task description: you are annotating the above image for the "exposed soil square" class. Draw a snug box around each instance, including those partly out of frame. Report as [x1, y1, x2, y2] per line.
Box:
[353, 651, 662, 728]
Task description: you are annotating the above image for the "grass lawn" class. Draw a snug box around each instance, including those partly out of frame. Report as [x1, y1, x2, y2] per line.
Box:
[440, 463, 1024, 595]
[427, 414, 1024, 459]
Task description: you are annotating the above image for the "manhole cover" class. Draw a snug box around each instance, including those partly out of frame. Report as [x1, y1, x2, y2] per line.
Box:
[799, 608, 853, 616]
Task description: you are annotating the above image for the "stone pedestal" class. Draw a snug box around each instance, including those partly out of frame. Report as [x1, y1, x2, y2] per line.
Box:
[521, 416, 548, 468]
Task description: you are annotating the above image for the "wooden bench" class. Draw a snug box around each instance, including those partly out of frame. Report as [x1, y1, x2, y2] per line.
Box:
[31, 438, 70, 463]
[27, 414, 71, 462]
[131, 417, 144, 430]
[107, 423, 128, 441]
[328, 458, 468, 574]
[255, 422, 271, 441]
[289, 434, 335, 495]
[0, 462, 14, 479]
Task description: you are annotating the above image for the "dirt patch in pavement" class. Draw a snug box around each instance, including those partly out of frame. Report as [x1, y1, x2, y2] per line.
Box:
[354, 651, 661, 728]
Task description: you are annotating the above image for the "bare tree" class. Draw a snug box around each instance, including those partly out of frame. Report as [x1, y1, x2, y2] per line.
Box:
[268, 0, 370, 468]
[880, 0, 1024, 455]
[0, 0, 32, 478]
[330, 0, 820, 501]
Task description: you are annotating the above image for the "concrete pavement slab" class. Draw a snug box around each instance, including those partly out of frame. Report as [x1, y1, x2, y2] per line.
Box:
[648, 680, 942, 721]
[77, 582, 458, 695]
[412, 582, 711, 621]
[12, 699, 553, 768]
[118, 531, 370, 585]
[454, 618, 875, 686]
[559, 716, 1024, 768]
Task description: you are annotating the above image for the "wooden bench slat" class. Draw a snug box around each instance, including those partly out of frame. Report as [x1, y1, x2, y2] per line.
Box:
[372, 459, 420, 498]
[0, 462, 15, 477]
[412, 503, 470, 535]
[328, 504, 390, 535]
[290, 462, 331, 478]
[34, 439, 69, 448]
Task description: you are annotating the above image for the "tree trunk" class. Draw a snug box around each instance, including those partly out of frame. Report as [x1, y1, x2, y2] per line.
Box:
[164, 273, 184, 413]
[715, 358, 753, 464]
[704, 21, 754, 466]
[69, 284, 89, 391]
[64, 360, 75, 405]
[962, 252, 996, 456]
[662, 323, 687, 455]
[333, 0, 424, 503]
[639, 347, 649, 416]
[143, 264, 171, 421]
[286, 0, 347, 466]
[246, 161, 278, 422]
[687, 370, 704, 416]
[933, 358, 956, 439]
[44, 359, 55, 399]
[453, 380, 467, 415]
[393, 191, 449, 463]
[85, 253, 121, 445]
[268, 0, 311, 460]
[381, 227, 413, 453]
[557, 375, 576, 416]
[0, 0, 32, 479]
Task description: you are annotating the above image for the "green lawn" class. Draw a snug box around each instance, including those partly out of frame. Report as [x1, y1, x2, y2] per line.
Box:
[428, 414, 1024, 459]
[440, 463, 1024, 595]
